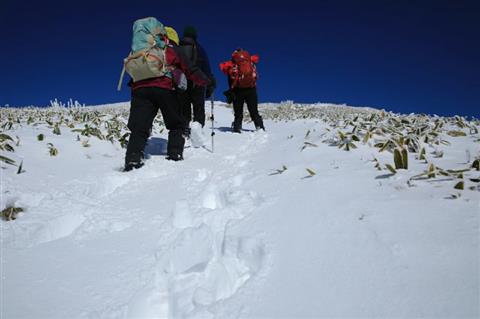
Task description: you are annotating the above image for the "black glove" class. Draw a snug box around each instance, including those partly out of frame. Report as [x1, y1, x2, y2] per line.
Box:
[206, 85, 214, 99]
[209, 75, 216, 89]
[205, 75, 216, 98]
[223, 90, 235, 104]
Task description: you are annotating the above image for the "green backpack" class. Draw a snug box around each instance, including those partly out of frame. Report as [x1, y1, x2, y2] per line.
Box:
[117, 17, 170, 91]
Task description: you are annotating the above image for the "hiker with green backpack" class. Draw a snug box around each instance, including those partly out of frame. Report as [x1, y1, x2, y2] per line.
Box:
[119, 17, 210, 171]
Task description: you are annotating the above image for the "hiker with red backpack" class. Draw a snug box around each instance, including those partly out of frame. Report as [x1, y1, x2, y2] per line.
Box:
[119, 18, 210, 171]
[220, 48, 264, 133]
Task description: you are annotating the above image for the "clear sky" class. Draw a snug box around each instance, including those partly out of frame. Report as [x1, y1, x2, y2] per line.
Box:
[1, 0, 478, 116]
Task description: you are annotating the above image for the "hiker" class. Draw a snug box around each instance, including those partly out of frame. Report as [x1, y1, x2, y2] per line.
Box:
[122, 18, 210, 171]
[164, 26, 210, 133]
[220, 48, 264, 133]
[176, 26, 216, 134]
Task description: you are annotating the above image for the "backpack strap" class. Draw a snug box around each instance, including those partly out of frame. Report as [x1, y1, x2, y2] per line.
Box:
[117, 51, 134, 91]
[192, 44, 197, 65]
[162, 48, 167, 73]
[117, 64, 126, 91]
[231, 62, 246, 89]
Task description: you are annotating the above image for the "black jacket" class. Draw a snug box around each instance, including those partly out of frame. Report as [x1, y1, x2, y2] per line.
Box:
[179, 37, 213, 79]
[170, 44, 210, 85]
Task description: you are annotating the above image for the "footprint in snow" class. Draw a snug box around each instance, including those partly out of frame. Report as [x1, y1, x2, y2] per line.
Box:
[172, 200, 196, 229]
[195, 168, 209, 182]
[201, 184, 226, 210]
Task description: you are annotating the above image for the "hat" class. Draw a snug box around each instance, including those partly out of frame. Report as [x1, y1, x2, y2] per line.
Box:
[165, 26, 179, 45]
[183, 26, 197, 40]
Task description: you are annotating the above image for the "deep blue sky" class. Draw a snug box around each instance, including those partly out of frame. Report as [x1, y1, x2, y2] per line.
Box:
[1, 0, 478, 116]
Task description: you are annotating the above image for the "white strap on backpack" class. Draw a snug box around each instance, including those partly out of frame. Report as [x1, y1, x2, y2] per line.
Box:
[117, 65, 126, 91]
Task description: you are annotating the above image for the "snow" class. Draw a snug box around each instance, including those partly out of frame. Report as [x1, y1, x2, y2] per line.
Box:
[1, 102, 479, 318]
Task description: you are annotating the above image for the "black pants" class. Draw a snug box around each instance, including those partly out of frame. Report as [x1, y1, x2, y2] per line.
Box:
[177, 83, 206, 127]
[232, 87, 264, 130]
[126, 87, 185, 163]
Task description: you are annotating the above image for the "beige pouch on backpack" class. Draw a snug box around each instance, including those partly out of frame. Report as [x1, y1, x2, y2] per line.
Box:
[124, 47, 168, 82]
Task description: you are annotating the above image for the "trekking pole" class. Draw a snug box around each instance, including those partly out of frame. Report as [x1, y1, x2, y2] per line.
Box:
[210, 93, 215, 153]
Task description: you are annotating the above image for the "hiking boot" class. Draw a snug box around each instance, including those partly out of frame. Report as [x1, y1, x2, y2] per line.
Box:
[124, 152, 145, 171]
[166, 154, 184, 161]
[124, 161, 144, 172]
[232, 121, 242, 133]
[255, 124, 265, 131]
[167, 129, 185, 159]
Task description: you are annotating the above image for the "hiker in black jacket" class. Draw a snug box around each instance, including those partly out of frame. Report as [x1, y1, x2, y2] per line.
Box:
[165, 26, 210, 128]
[176, 26, 216, 132]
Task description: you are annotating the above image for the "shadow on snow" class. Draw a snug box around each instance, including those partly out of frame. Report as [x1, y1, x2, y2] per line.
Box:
[145, 137, 168, 156]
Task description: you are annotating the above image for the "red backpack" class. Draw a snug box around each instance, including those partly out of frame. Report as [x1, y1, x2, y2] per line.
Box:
[230, 50, 258, 88]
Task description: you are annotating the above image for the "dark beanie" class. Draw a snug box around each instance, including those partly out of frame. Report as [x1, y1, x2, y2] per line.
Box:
[183, 26, 197, 40]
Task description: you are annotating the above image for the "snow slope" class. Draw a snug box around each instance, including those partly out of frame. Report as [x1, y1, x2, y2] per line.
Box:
[1, 102, 479, 318]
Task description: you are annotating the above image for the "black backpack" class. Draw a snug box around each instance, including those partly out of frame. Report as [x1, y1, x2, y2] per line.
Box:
[180, 37, 198, 66]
